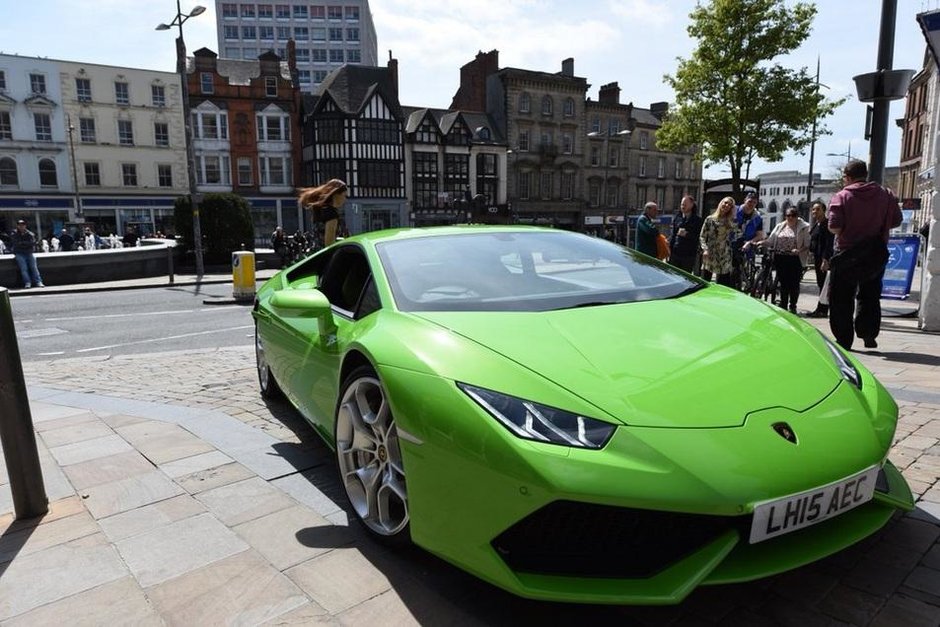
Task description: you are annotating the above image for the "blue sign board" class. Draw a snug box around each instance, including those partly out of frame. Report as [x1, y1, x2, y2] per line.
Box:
[882, 235, 921, 300]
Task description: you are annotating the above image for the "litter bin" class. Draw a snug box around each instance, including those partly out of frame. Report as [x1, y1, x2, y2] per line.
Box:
[232, 251, 256, 302]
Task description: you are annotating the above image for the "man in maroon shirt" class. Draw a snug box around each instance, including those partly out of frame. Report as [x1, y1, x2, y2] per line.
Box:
[827, 160, 902, 351]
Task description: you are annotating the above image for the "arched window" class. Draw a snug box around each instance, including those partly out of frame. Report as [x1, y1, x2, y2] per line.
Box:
[563, 98, 575, 117]
[39, 158, 57, 187]
[0, 157, 19, 187]
[519, 92, 530, 113]
[541, 95, 553, 116]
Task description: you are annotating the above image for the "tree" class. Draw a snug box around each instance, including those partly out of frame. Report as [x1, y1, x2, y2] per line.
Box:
[657, 0, 846, 194]
[174, 193, 255, 266]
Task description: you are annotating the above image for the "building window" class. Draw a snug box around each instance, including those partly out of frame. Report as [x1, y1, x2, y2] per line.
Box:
[358, 119, 399, 144]
[240, 3, 255, 17]
[589, 181, 600, 207]
[563, 98, 575, 117]
[347, 28, 359, 41]
[265, 77, 277, 97]
[258, 4, 273, 19]
[293, 4, 308, 18]
[329, 27, 343, 41]
[639, 131, 649, 150]
[541, 95, 553, 116]
[83, 162, 100, 186]
[200, 73, 214, 94]
[224, 25, 239, 40]
[345, 5, 359, 19]
[237, 157, 253, 186]
[609, 118, 620, 134]
[329, 49, 344, 63]
[295, 49, 310, 63]
[79, 117, 96, 142]
[259, 26, 274, 40]
[151, 84, 166, 107]
[312, 49, 327, 63]
[518, 130, 529, 151]
[540, 172, 552, 199]
[38, 158, 57, 187]
[294, 26, 309, 40]
[257, 113, 290, 140]
[154, 122, 169, 146]
[312, 27, 326, 41]
[311, 5, 325, 19]
[118, 119, 134, 145]
[0, 70, 5, 91]
[242, 48, 259, 60]
[115, 81, 129, 105]
[590, 146, 599, 167]
[276, 4, 290, 18]
[358, 160, 399, 189]
[609, 146, 618, 167]
[539, 132, 552, 147]
[606, 183, 617, 207]
[657, 157, 665, 178]
[413, 152, 437, 208]
[561, 172, 574, 199]
[34, 113, 52, 141]
[591, 117, 600, 133]
[517, 171, 531, 200]
[328, 5, 343, 19]
[675, 159, 684, 179]
[29, 73, 46, 94]
[222, 3, 237, 17]
[313, 70, 328, 83]
[638, 156, 647, 177]
[297, 69, 311, 84]
[0, 111, 11, 140]
[276, 26, 290, 40]
[0, 157, 17, 187]
[193, 111, 228, 139]
[76, 78, 92, 102]
[519, 92, 530, 113]
[157, 164, 173, 187]
[347, 49, 361, 63]
[122, 163, 138, 186]
[242, 25, 256, 39]
[197, 155, 231, 185]
[443, 154, 469, 198]
[476, 153, 498, 204]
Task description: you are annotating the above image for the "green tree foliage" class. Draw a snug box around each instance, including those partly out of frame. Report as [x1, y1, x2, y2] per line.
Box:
[657, 0, 845, 193]
[174, 193, 255, 266]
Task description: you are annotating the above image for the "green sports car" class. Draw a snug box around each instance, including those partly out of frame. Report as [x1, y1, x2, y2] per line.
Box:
[251, 225, 913, 605]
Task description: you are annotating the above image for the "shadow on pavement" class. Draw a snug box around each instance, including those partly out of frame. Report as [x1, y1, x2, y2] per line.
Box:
[876, 351, 940, 366]
[0, 516, 41, 579]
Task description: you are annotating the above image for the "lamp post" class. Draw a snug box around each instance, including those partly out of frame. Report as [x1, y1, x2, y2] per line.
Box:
[587, 127, 633, 241]
[157, 1, 206, 277]
[66, 114, 83, 220]
[826, 141, 853, 164]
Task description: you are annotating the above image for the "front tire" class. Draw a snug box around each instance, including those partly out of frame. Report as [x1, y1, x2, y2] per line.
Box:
[335, 366, 410, 543]
[255, 324, 282, 399]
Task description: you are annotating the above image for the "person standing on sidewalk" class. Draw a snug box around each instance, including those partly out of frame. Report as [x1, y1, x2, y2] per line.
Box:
[827, 160, 902, 351]
[806, 201, 834, 318]
[11, 219, 44, 288]
[764, 208, 810, 314]
[635, 201, 660, 257]
[668, 195, 702, 273]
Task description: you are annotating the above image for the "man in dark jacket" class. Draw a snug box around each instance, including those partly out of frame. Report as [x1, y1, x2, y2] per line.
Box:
[11, 219, 44, 288]
[827, 160, 902, 350]
[806, 201, 834, 318]
[668, 196, 702, 273]
[58, 228, 75, 252]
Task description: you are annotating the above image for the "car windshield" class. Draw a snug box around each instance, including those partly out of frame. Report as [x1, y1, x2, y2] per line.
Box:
[376, 230, 703, 312]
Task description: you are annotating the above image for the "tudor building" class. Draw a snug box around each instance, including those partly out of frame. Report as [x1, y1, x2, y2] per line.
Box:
[186, 45, 302, 244]
[301, 58, 406, 233]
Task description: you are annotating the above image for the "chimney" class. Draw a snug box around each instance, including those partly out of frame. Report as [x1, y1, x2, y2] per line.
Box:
[650, 101, 669, 120]
[599, 82, 620, 105]
[287, 39, 298, 86]
[450, 49, 499, 112]
[561, 58, 574, 77]
[387, 50, 399, 98]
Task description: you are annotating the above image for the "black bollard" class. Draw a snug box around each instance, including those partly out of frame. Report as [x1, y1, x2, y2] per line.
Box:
[0, 287, 48, 519]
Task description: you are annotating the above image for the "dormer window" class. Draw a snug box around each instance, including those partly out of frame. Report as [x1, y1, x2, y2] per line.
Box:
[201, 73, 214, 94]
[265, 77, 277, 97]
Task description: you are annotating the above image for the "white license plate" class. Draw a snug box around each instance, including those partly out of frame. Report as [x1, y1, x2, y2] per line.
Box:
[749, 465, 879, 544]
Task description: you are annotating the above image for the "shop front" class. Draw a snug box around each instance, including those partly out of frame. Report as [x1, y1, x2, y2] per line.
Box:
[81, 196, 180, 238]
[0, 196, 74, 242]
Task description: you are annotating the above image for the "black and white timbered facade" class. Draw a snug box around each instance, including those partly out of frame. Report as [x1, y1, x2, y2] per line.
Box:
[304, 63, 406, 235]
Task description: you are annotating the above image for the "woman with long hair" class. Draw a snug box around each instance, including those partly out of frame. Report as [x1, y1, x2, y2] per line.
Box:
[298, 178, 348, 247]
[764, 208, 810, 313]
[699, 196, 738, 286]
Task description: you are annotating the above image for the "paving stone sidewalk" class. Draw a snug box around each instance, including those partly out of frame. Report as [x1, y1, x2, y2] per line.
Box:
[0, 281, 938, 625]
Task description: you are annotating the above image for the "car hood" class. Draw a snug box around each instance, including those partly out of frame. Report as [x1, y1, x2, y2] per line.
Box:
[411, 289, 841, 428]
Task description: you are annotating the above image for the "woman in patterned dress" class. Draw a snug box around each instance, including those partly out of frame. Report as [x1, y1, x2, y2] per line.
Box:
[700, 196, 738, 286]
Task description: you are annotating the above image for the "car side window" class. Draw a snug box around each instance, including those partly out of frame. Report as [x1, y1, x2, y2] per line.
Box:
[319, 246, 375, 316]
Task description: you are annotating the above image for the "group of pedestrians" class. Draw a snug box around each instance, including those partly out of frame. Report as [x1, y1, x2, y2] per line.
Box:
[634, 158, 899, 351]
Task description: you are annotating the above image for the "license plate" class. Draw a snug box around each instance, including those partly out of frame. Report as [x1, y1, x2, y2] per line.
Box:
[749, 465, 879, 544]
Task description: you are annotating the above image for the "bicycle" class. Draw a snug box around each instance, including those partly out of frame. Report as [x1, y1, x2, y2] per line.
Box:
[733, 243, 759, 295]
[751, 246, 779, 305]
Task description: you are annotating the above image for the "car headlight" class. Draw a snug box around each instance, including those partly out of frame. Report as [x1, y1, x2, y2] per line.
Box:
[820, 334, 862, 389]
[457, 383, 615, 449]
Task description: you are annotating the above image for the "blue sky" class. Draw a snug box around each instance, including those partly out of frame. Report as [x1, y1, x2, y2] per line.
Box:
[0, 0, 932, 184]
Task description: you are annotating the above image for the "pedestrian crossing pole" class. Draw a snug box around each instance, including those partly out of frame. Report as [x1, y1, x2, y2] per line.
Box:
[0, 287, 48, 519]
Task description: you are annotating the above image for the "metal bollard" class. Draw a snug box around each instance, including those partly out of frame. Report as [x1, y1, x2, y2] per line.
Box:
[0, 287, 48, 519]
[167, 244, 175, 285]
[232, 251, 256, 302]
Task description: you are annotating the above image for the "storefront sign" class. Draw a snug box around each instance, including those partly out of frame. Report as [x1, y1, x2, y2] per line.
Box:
[882, 235, 921, 300]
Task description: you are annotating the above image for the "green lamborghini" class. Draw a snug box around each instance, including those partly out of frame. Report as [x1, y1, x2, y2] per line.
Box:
[251, 226, 913, 605]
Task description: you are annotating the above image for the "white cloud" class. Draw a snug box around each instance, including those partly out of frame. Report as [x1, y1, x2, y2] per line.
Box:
[607, 0, 675, 27]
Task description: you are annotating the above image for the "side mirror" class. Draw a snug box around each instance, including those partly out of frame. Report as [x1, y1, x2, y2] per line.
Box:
[269, 289, 338, 338]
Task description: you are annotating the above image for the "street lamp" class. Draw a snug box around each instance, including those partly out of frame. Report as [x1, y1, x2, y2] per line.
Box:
[157, 1, 206, 276]
[826, 141, 853, 163]
[587, 127, 633, 240]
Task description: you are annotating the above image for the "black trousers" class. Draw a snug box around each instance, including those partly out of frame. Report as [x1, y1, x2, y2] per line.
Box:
[814, 261, 829, 313]
[828, 266, 884, 351]
[669, 253, 696, 274]
[774, 254, 802, 311]
[702, 269, 733, 286]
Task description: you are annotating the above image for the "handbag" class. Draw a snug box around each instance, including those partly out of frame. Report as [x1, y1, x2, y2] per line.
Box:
[655, 233, 671, 261]
[818, 271, 831, 306]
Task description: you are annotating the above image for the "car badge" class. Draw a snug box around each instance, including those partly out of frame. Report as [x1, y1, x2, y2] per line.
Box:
[772, 422, 797, 444]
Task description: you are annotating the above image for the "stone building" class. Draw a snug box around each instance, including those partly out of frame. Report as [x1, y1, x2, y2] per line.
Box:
[898, 50, 934, 230]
